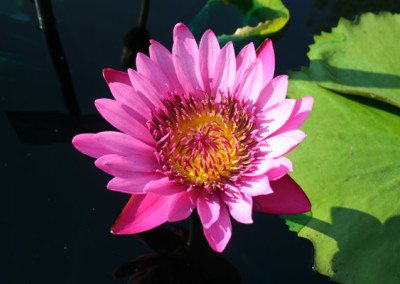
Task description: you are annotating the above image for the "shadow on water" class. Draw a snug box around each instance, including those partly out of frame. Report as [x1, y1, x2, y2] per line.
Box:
[285, 207, 400, 283]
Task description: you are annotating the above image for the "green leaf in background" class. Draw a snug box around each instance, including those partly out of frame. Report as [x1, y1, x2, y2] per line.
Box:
[190, 0, 289, 46]
[307, 12, 400, 108]
[283, 13, 400, 284]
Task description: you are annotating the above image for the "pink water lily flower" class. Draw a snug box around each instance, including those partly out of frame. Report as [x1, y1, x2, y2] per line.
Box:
[73, 23, 313, 252]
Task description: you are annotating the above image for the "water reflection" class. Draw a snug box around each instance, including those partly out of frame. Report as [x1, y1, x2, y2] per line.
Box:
[113, 214, 241, 284]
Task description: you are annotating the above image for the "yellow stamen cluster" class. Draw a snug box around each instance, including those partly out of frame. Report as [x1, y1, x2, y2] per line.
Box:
[148, 93, 257, 190]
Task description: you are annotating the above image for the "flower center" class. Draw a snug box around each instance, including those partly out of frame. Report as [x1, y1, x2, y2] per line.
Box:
[148, 93, 257, 190]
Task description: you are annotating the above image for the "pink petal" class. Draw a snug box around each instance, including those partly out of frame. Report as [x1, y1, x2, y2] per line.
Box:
[272, 96, 314, 136]
[128, 69, 164, 109]
[197, 190, 221, 228]
[103, 68, 151, 121]
[136, 52, 172, 94]
[94, 131, 155, 157]
[253, 175, 311, 214]
[256, 39, 275, 87]
[172, 23, 203, 96]
[95, 99, 154, 145]
[167, 189, 200, 222]
[149, 40, 183, 93]
[72, 133, 109, 158]
[73, 131, 155, 160]
[257, 99, 296, 139]
[202, 204, 232, 252]
[95, 154, 145, 178]
[144, 177, 186, 195]
[238, 176, 273, 197]
[255, 75, 288, 112]
[107, 174, 164, 194]
[199, 29, 220, 94]
[236, 42, 256, 72]
[221, 191, 253, 224]
[234, 42, 256, 92]
[266, 157, 293, 181]
[244, 156, 278, 177]
[173, 23, 198, 57]
[259, 130, 306, 158]
[212, 42, 236, 95]
[235, 59, 263, 102]
[102, 155, 159, 173]
[111, 193, 170, 234]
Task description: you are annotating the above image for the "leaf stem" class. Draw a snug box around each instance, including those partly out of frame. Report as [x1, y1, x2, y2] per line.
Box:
[138, 0, 150, 31]
[33, 0, 80, 116]
[187, 210, 200, 248]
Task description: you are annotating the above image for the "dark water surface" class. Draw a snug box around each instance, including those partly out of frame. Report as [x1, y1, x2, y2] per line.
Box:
[1, 0, 396, 283]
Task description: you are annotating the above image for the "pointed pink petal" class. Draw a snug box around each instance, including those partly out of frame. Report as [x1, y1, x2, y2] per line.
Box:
[172, 23, 203, 96]
[244, 156, 278, 177]
[259, 130, 306, 158]
[167, 190, 200, 222]
[237, 176, 273, 197]
[236, 42, 256, 71]
[197, 190, 221, 228]
[95, 99, 154, 145]
[253, 175, 311, 214]
[266, 157, 293, 181]
[103, 68, 151, 121]
[255, 75, 288, 111]
[144, 177, 186, 195]
[111, 193, 170, 234]
[73, 131, 155, 160]
[173, 23, 198, 55]
[128, 69, 164, 109]
[199, 29, 220, 94]
[235, 59, 263, 102]
[257, 99, 296, 139]
[272, 96, 314, 136]
[256, 39, 275, 87]
[212, 42, 236, 95]
[136, 52, 172, 94]
[102, 155, 159, 173]
[149, 40, 183, 93]
[202, 204, 232, 252]
[94, 131, 155, 157]
[221, 192, 253, 224]
[234, 43, 256, 92]
[107, 174, 164, 194]
[72, 133, 109, 158]
[95, 154, 146, 178]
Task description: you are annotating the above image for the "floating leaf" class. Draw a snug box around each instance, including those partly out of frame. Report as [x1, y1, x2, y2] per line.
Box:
[282, 12, 400, 284]
[307, 12, 400, 108]
[218, 0, 289, 44]
[190, 0, 289, 46]
[284, 63, 400, 283]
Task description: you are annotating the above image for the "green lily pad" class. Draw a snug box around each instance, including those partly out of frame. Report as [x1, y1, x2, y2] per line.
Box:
[307, 12, 400, 108]
[284, 66, 400, 283]
[190, 0, 289, 46]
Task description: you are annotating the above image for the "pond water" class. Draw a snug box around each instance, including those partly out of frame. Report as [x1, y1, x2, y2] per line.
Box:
[1, 0, 397, 283]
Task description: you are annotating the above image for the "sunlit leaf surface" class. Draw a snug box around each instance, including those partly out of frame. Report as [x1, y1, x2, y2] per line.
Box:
[284, 13, 400, 283]
[307, 12, 400, 108]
